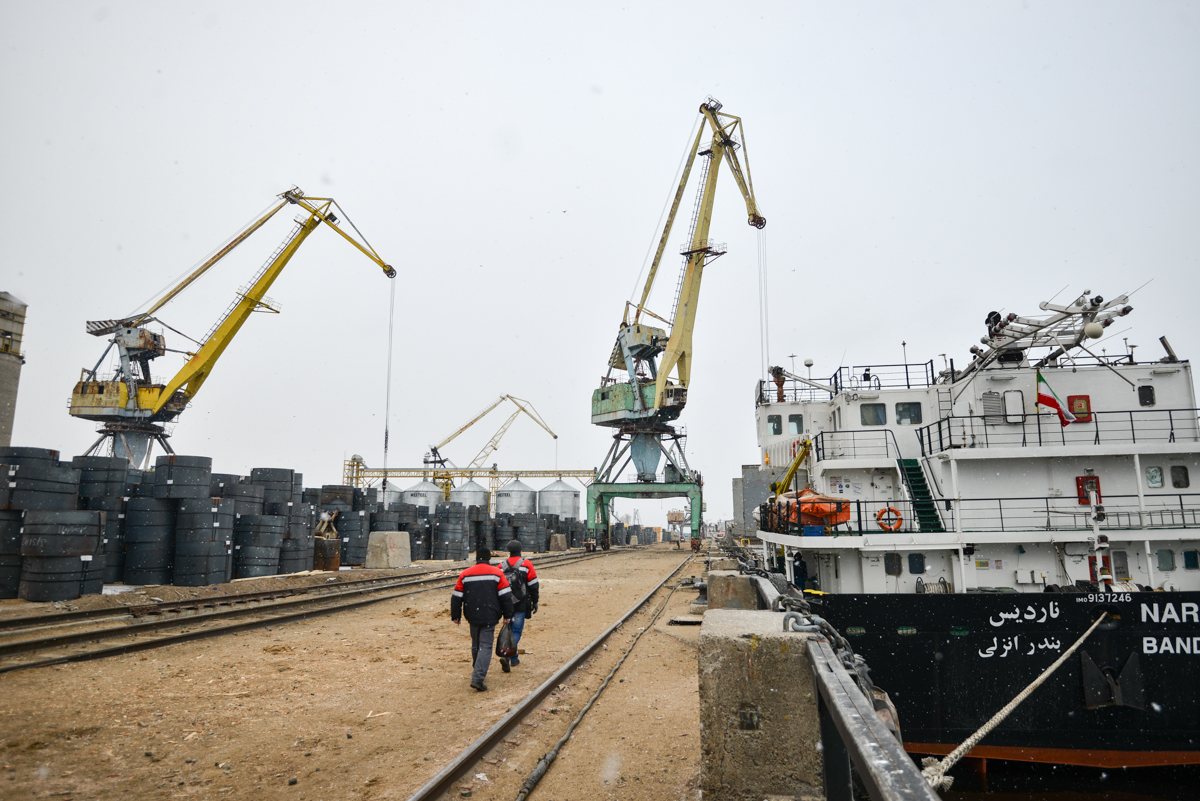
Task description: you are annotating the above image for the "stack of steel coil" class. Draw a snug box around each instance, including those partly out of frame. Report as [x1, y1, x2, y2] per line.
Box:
[250, 467, 294, 506]
[124, 497, 177, 584]
[153, 455, 212, 500]
[1, 461, 80, 512]
[173, 498, 234, 586]
[338, 509, 370, 566]
[18, 510, 105, 601]
[0, 510, 22, 598]
[433, 502, 469, 562]
[86, 495, 128, 582]
[233, 514, 286, 578]
[269, 501, 315, 574]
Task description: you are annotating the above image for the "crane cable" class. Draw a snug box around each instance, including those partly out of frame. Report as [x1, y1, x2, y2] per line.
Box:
[382, 277, 397, 497]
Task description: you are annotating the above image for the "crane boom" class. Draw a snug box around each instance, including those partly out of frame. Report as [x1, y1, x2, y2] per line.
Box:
[70, 186, 394, 467]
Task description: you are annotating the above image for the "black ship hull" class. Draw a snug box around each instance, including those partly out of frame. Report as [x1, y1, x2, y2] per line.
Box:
[813, 590, 1200, 768]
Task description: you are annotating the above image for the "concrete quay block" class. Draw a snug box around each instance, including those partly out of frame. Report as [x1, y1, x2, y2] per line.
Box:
[366, 530, 411, 568]
[710, 558, 740, 571]
[698, 610, 822, 801]
[707, 570, 760, 610]
[548, 533, 568, 552]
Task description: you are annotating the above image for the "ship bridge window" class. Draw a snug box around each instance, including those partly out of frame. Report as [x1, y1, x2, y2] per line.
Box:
[767, 415, 782, 436]
[1158, 549, 1176, 572]
[895, 402, 922, 425]
[908, 553, 926, 574]
[1146, 466, 1164, 489]
[884, 553, 903, 576]
[1138, 385, 1156, 407]
[788, 414, 803, 435]
[860, 404, 886, 426]
[1171, 466, 1190, 489]
[1184, 550, 1199, 571]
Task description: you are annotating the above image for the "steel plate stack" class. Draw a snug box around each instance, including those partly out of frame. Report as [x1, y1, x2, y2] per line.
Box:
[73, 456, 131, 502]
[0, 510, 22, 598]
[87, 495, 128, 582]
[153, 455, 212, 500]
[1, 462, 80, 511]
[210, 473, 242, 496]
[433, 502, 468, 562]
[173, 498, 234, 586]
[250, 467, 294, 505]
[301, 488, 321, 506]
[291, 473, 304, 504]
[18, 510, 105, 601]
[406, 520, 431, 561]
[124, 497, 177, 584]
[269, 501, 315, 574]
[131, 469, 157, 497]
[233, 515, 286, 578]
[339, 509, 370, 566]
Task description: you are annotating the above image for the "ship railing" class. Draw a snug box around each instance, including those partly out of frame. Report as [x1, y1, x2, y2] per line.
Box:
[917, 408, 1200, 456]
[758, 496, 925, 536]
[755, 361, 937, 407]
[942, 492, 1200, 533]
[812, 429, 903, 463]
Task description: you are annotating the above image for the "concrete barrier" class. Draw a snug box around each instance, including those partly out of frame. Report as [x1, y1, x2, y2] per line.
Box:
[548, 533, 568, 552]
[709, 557, 740, 571]
[365, 530, 411, 568]
[699, 609, 822, 800]
[706, 570, 760, 610]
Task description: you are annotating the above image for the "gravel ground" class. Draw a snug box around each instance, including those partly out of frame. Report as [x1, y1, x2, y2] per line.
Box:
[0, 545, 706, 800]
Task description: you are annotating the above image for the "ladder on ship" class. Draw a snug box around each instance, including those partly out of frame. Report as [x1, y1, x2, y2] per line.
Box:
[897, 459, 946, 533]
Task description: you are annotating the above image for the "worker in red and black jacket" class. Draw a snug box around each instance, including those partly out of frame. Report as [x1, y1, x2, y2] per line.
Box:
[499, 539, 540, 672]
[450, 547, 513, 692]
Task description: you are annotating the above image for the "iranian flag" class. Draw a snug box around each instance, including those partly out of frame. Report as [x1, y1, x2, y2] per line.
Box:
[1037, 370, 1076, 427]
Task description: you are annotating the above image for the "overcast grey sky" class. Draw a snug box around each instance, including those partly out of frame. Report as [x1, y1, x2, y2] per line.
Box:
[3, 2, 1197, 525]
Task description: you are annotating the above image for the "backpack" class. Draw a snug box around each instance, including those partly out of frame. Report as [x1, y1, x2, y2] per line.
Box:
[502, 558, 528, 604]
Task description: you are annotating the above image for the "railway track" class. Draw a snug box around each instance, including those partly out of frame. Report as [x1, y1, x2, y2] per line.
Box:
[407, 552, 695, 801]
[0, 549, 618, 673]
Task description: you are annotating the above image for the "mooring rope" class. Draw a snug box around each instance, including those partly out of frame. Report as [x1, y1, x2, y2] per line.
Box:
[920, 611, 1109, 791]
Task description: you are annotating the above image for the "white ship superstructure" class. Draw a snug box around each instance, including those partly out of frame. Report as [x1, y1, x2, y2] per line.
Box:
[754, 291, 1200, 595]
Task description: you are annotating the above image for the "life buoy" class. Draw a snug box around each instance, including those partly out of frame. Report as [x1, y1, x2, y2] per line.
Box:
[791, 441, 799, 457]
[876, 507, 903, 532]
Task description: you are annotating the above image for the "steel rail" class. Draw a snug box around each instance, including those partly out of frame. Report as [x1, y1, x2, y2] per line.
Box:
[405, 553, 693, 801]
[0, 550, 592, 633]
[0, 551, 615, 673]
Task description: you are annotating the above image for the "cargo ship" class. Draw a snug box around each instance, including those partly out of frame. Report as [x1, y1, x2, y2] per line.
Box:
[751, 289, 1200, 768]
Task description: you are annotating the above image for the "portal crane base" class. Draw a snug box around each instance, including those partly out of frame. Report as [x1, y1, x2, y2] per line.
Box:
[587, 480, 702, 550]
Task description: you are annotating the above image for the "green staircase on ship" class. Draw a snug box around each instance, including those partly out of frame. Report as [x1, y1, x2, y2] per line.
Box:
[897, 458, 946, 533]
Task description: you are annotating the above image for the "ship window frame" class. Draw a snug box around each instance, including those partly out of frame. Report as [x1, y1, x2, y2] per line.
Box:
[787, 414, 803, 435]
[1146, 466, 1164, 489]
[1171, 465, 1190, 489]
[1138, 385, 1156, 407]
[894, 402, 922, 426]
[1184, 550, 1200, 571]
[907, 553, 926, 575]
[1110, 549, 1132, 581]
[1157, 549, 1176, 572]
[767, 414, 782, 436]
[884, 552, 902, 576]
[860, 403, 887, 426]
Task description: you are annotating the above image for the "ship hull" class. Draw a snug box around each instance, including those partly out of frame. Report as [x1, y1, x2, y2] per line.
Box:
[812, 590, 1200, 767]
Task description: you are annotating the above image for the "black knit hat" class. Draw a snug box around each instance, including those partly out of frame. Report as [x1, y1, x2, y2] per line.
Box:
[507, 539, 522, 556]
[476, 547, 492, 562]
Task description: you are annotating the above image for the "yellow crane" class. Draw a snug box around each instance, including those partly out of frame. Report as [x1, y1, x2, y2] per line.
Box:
[424, 395, 558, 497]
[70, 186, 394, 467]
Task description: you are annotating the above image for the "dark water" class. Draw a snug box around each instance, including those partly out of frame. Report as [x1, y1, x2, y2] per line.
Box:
[941, 762, 1200, 801]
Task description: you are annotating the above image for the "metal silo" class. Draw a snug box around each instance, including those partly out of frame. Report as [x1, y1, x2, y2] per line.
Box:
[537, 479, 580, 521]
[495, 479, 536, 515]
[401, 480, 443, 519]
[449, 479, 489, 510]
